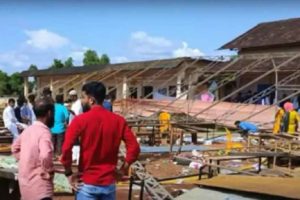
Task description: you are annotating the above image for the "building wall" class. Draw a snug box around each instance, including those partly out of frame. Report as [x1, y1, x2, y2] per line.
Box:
[34, 60, 211, 101]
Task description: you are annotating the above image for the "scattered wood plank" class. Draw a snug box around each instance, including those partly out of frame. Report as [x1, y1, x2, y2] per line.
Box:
[195, 175, 300, 199]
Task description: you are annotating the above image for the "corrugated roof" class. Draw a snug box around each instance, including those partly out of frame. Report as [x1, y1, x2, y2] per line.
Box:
[21, 57, 204, 77]
[220, 18, 300, 50]
[211, 56, 300, 72]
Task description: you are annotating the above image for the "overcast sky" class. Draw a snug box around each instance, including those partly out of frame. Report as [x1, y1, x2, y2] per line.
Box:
[1, 0, 300, 74]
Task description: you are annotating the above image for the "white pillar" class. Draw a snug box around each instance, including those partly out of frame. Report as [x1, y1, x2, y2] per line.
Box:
[176, 71, 185, 98]
[24, 77, 29, 97]
[122, 77, 128, 99]
[50, 78, 53, 91]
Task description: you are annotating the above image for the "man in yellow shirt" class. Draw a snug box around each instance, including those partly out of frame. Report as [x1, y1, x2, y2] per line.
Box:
[273, 103, 285, 134]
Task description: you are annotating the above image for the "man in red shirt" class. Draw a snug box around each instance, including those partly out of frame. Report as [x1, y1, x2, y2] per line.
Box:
[61, 81, 140, 200]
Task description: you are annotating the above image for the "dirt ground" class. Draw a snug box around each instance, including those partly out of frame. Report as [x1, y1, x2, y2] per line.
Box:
[145, 158, 198, 179]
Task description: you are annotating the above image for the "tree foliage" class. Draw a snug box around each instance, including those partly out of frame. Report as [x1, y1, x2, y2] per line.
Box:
[28, 64, 38, 71]
[0, 51, 110, 96]
[83, 50, 110, 66]
[83, 50, 100, 66]
[0, 71, 10, 96]
[0, 70, 24, 96]
[99, 54, 110, 65]
[64, 57, 74, 68]
[50, 59, 64, 69]
[8, 72, 23, 95]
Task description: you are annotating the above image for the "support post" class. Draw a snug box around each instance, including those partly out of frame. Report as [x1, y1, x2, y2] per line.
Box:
[50, 77, 54, 96]
[128, 176, 134, 200]
[176, 71, 184, 98]
[273, 58, 278, 104]
[122, 77, 128, 99]
[140, 180, 145, 200]
[24, 77, 29, 97]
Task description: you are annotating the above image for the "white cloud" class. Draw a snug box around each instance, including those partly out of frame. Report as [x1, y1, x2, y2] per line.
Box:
[0, 52, 29, 69]
[25, 29, 69, 50]
[112, 56, 129, 63]
[172, 42, 204, 58]
[130, 31, 173, 55]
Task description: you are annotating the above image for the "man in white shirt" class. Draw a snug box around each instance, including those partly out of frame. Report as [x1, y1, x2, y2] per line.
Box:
[2, 98, 21, 139]
[69, 90, 83, 116]
[68, 90, 82, 164]
[28, 94, 36, 124]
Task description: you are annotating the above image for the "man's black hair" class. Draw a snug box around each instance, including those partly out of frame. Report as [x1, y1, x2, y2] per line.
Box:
[234, 121, 241, 126]
[34, 97, 54, 118]
[279, 101, 285, 108]
[8, 98, 15, 104]
[17, 98, 24, 107]
[28, 94, 35, 103]
[55, 94, 64, 104]
[42, 87, 52, 96]
[82, 81, 106, 104]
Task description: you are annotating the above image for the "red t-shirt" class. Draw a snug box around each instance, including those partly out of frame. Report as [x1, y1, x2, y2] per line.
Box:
[61, 105, 140, 185]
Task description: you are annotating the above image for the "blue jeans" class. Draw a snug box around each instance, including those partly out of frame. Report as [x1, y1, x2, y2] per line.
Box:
[76, 184, 116, 200]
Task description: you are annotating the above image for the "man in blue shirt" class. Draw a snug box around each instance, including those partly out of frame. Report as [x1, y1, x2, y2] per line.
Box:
[103, 95, 113, 112]
[235, 121, 259, 137]
[20, 99, 32, 125]
[51, 94, 69, 157]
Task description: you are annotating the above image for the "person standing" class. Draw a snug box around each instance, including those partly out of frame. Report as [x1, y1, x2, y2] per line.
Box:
[282, 102, 300, 134]
[69, 89, 83, 116]
[61, 81, 140, 200]
[273, 102, 285, 134]
[14, 97, 24, 123]
[20, 99, 32, 125]
[51, 94, 69, 158]
[12, 97, 55, 200]
[3, 98, 20, 139]
[28, 94, 37, 124]
[103, 95, 113, 112]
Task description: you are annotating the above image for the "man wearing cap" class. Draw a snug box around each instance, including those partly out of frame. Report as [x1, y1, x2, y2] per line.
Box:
[69, 89, 83, 116]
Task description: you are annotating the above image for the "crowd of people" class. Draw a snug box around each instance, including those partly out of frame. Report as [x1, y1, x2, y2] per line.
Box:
[3, 81, 140, 200]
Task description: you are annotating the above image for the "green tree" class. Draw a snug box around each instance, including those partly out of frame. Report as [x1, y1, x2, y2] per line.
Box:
[0, 70, 9, 96]
[83, 50, 100, 66]
[99, 54, 110, 65]
[28, 64, 38, 71]
[64, 57, 74, 68]
[50, 59, 64, 69]
[8, 72, 23, 95]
